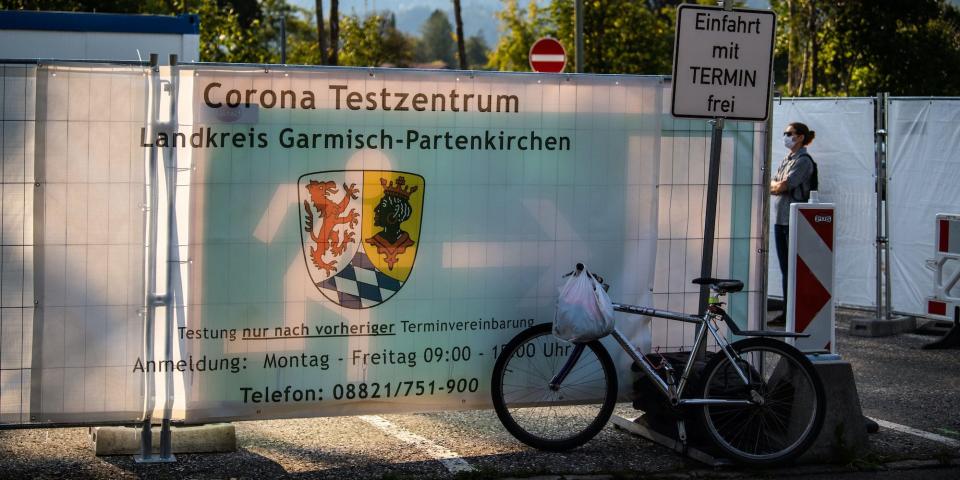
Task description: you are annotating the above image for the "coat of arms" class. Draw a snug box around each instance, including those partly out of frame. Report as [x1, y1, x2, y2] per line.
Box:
[299, 170, 424, 309]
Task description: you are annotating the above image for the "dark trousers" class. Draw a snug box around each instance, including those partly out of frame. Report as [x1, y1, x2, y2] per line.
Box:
[775, 224, 790, 300]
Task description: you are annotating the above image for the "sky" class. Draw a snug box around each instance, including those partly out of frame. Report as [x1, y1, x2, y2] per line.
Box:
[292, 0, 960, 48]
[291, 1, 771, 47]
[291, 1, 503, 46]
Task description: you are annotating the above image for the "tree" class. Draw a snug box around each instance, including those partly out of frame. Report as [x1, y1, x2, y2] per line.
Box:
[487, 0, 677, 74]
[465, 33, 490, 70]
[772, 0, 825, 95]
[486, 0, 542, 71]
[379, 12, 415, 67]
[280, 3, 325, 65]
[339, 12, 413, 67]
[452, 0, 467, 69]
[0, 0, 266, 63]
[420, 9, 456, 67]
[329, 0, 339, 65]
[255, 0, 293, 63]
[174, 0, 268, 63]
[771, 0, 960, 96]
[574, 0, 676, 74]
[316, 0, 327, 64]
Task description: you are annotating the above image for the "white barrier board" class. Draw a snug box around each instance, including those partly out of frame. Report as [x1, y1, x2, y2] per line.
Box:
[927, 213, 960, 319]
[787, 203, 836, 353]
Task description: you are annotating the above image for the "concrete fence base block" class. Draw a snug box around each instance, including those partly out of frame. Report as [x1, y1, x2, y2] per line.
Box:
[89, 423, 236, 456]
[849, 315, 916, 337]
[800, 360, 869, 463]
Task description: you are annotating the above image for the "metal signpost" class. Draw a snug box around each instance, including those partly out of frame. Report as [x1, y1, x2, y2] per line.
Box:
[671, 2, 776, 316]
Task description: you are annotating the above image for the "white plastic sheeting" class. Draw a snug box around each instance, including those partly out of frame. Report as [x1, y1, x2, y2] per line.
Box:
[654, 111, 768, 346]
[888, 99, 960, 316]
[769, 97, 960, 316]
[1, 62, 770, 425]
[0, 63, 149, 424]
[0, 64, 37, 424]
[769, 99, 877, 307]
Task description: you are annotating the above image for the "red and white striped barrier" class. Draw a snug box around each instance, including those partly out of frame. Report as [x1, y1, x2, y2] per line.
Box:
[926, 213, 960, 320]
[786, 200, 836, 353]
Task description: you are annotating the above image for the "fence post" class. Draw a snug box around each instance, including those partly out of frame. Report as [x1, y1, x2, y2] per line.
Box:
[758, 91, 776, 329]
[136, 52, 161, 463]
[157, 53, 181, 462]
[874, 92, 890, 321]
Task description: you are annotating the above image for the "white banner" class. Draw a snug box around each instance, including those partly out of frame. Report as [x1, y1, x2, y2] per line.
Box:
[166, 68, 661, 422]
[769, 98, 876, 307]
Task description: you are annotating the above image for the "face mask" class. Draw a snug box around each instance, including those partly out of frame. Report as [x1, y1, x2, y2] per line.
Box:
[783, 135, 797, 149]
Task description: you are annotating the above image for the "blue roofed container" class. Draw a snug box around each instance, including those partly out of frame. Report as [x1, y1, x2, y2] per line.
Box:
[0, 10, 199, 63]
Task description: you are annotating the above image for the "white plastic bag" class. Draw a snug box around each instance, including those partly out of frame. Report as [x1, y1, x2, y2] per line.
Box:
[553, 267, 616, 343]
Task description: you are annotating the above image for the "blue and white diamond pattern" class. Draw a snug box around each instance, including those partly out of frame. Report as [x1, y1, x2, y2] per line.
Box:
[316, 251, 403, 309]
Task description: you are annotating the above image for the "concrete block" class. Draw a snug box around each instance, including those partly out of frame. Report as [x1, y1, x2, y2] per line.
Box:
[849, 315, 916, 337]
[915, 318, 954, 336]
[89, 423, 236, 456]
[630, 356, 870, 464]
[800, 360, 869, 463]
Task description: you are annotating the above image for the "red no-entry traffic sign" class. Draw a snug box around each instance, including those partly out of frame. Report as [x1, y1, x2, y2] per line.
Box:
[529, 37, 566, 73]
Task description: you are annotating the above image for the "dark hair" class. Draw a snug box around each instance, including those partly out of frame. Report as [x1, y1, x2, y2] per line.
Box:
[789, 122, 816, 146]
[380, 195, 413, 224]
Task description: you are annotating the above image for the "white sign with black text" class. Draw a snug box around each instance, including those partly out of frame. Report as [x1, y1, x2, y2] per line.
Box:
[671, 5, 776, 121]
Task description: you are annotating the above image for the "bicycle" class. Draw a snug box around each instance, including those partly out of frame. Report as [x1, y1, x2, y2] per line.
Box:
[491, 264, 826, 466]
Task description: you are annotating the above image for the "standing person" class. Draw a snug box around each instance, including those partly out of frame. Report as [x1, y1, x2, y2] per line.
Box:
[769, 122, 817, 326]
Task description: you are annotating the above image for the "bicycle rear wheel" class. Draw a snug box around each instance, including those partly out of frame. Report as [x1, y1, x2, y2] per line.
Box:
[491, 323, 618, 451]
[697, 337, 825, 466]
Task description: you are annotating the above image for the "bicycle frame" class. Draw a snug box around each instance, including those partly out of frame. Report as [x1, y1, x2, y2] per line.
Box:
[549, 301, 754, 408]
[495, 270, 826, 462]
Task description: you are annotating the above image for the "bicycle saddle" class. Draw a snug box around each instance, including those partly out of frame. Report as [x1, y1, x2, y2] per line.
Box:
[692, 277, 744, 293]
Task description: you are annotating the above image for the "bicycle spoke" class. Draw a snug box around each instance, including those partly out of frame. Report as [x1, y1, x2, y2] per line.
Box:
[699, 340, 824, 464]
[493, 325, 618, 448]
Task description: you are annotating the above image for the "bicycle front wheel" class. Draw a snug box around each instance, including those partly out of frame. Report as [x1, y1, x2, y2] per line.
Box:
[697, 337, 825, 466]
[491, 323, 618, 451]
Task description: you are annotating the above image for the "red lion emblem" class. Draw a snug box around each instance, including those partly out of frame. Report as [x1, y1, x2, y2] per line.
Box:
[303, 180, 360, 276]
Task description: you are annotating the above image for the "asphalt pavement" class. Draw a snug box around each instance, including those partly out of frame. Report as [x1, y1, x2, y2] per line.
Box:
[1, 315, 958, 479]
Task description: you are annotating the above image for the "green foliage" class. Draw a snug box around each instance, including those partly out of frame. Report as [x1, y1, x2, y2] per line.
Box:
[772, 0, 960, 96]
[177, 0, 267, 63]
[419, 9, 456, 67]
[465, 33, 490, 69]
[579, 1, 676, 74]
[486, 0, 679, 74]
[10, 0, 960, 96]
[0, 0, 488, 69]
[0, 0, 268, 63]
[253, 0, 324, 65]
[167, 0, 324, 64]
[486, 0, 543, 71]
[339, 12, 414, 67]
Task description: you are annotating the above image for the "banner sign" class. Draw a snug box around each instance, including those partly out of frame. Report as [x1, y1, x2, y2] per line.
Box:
[157, 68, 661, 422]
[671, 5, 776, 121]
